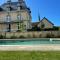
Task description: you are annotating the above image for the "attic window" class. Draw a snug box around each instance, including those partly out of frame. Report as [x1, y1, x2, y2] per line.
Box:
[0, 8, 3, 11]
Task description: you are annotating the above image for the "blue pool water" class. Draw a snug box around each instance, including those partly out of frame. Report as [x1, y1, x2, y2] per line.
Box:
[0, 39, 60, 45]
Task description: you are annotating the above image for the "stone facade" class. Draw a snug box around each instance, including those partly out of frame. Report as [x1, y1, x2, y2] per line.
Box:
[0, 0, 32, 32]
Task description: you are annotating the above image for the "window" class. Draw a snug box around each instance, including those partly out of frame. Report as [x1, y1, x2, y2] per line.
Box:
[17, 15, 23, 21]
[6, 15, 11, 32]
[20, 6, 23, 9]
[6, 15, 11, 22]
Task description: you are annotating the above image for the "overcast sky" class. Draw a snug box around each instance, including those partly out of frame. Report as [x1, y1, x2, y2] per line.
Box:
[0, 0, 60, 26]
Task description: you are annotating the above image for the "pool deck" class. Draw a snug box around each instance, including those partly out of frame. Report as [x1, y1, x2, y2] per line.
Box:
[0, 44, 60, 51]
[0, 38, 60, 41]
[0, 38, 49, 40]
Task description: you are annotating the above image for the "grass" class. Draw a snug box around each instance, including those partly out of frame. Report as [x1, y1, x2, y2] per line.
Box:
[0, 51, 60, 60]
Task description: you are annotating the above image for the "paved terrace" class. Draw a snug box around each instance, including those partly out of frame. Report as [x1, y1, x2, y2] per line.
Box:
[0, 44, 60, 51]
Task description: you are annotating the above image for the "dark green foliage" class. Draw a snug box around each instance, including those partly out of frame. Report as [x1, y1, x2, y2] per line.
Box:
[44, 28, 54, 31]
[53, 26, 59, 31]
[31, 25, 40, 31]
[28, 26, 59, 31]
[44, 26, 59, 31]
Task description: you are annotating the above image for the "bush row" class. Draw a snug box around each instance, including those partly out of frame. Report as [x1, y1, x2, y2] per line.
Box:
[28, 26, 60, 31]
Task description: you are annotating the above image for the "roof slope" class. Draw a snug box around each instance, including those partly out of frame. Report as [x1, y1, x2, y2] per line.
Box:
[0, 7, 4, 11]
[40, 17, 54, 25]
[0, 1, 30, 12]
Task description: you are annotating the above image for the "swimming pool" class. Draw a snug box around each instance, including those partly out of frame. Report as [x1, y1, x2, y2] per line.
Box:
[0, 38, 60, 45]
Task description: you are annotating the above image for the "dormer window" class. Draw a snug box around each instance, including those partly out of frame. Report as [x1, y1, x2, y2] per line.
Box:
[20, 6, 23, 9]
[0, 7, 3, 11]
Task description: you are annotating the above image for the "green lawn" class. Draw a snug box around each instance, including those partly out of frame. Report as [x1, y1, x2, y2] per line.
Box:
[0, 51, 60, 60]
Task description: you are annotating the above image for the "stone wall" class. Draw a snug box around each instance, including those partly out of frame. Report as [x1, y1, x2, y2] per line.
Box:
[0, 31, 60, 38]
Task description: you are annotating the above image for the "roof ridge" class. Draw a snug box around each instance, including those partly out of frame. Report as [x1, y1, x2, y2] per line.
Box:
[41, 17, 54, 25]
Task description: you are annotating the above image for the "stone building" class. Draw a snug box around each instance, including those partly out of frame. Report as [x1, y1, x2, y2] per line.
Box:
[32, 17, 54, 29]
[0, 0, 32, 32]
[38, 17, 54, 29]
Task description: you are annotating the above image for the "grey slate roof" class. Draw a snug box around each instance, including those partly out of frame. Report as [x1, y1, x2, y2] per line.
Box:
[0, 1, 30, 12]
[0, 7, 4, 11]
